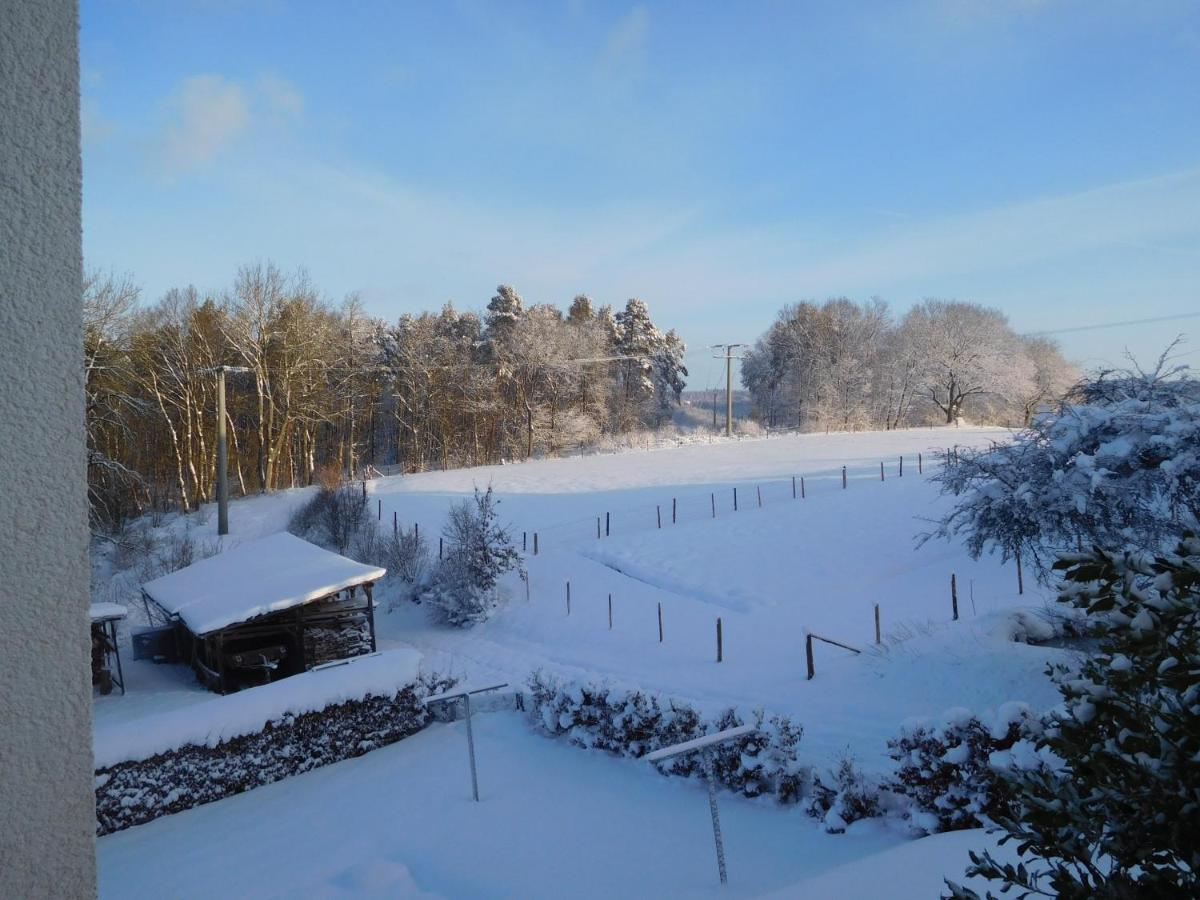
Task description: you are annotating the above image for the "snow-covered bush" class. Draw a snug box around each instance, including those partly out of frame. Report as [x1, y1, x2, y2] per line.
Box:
[381, 525, 432, 603]
[807, 756, 882, 833]
[929, 353, 1200, 577]
[347, 522, 431, 606]
[949, 537, 1200, 898]
[525, 671, 808, 802]
[288, 482, 369, 553]
[423, 486, 523, 627]
[887, 704, 1042, 835]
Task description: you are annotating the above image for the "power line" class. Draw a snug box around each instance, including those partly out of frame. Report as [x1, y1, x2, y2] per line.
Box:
[1025, 311, 1200, 337]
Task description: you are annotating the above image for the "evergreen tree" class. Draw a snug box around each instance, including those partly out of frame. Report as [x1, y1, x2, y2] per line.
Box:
[652, 328, 688, 423]
[567, 294, 594, 324]
[423, 486, 523, 627]
[947, 537, 1200, 899]
[485, 284, 524, 342]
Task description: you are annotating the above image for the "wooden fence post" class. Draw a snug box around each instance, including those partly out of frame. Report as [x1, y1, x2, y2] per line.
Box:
[597, 517, 601, 539]
[393, 511, 398, 537]
[378, 499, 382, 520]
[362, 479, 367, 500]
[414, 522, 419, 542]
[657, 505, 661, 529]
[918, 452, 923, 474]
[874, 604, 881, 644]
[439, 537, 443, 560]
[899, 456, 903, 477]
[801, 476, 805, 499]
[672, 497, 677, 524]
[757, 486, 762, 507]
[606, 512, 610, 537]
[842, 466, 847, 489]
[733, 487, 738, 511]
[658, 603, 663, 643]
[534, 532, 539, 555]
[711, 492, 716, 518]
[716, 618, 723, 663]
[951, 573, 959, 621]
[805, 633, 815, 680]
[523, 531, 527, 552]
[608, 593, 612, 630]
[792, 476, 796, 499]
[566, 581, 570, 616]
[1016, 551, 1024, 595]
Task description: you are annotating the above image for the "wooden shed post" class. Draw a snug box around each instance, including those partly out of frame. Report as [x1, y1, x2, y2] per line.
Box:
[364, 581, 377, 652]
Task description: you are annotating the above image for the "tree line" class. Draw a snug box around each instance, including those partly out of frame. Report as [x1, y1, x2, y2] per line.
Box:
[85, 263, 686, 527]
[741, 298, 1077, 430]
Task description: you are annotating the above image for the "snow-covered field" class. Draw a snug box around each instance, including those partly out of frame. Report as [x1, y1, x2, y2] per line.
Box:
[95, 426, 1065, 897]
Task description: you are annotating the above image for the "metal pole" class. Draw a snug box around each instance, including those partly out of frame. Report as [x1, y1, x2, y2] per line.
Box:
[702, 748, 728, 885]
[216, 368, 229, 535]
[463, 693, 479, 802]
[725, 348, 733, 437]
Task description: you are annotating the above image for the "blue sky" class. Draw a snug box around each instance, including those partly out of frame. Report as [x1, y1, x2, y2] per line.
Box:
[81, 0, 1200, 386]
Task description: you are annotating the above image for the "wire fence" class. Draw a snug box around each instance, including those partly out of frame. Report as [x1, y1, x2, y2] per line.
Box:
[510, 449, 956, 555]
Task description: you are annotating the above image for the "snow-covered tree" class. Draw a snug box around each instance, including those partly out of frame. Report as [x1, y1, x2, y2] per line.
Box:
[423, 486, 523, 627]
[903, 299, 1031, 424]
[929, 354, 1200, 574]
[567, 294, 594, 324]
[947, 536, 1200, 899]
[1015, 335, 1078, 426]
[612, 298, 685, 427]
[485, 284, 524, 341]
[652, 328, 688, 423]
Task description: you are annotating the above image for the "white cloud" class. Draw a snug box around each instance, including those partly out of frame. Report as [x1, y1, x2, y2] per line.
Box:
[159, 75, 250, 173]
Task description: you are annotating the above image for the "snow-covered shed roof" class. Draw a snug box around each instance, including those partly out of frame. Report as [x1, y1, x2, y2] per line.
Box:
[90, 602, 128, 623]
[142, 532, 386, 636]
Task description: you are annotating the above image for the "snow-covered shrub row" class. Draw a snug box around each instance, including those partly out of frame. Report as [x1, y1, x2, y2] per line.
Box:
[886, 703, 1045, 835]
[525, 671, 807, 803]
[94, 668, 456, 835]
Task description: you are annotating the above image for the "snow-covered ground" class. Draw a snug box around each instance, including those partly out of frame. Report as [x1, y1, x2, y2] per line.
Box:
[94, 425, 1062, 896]
[98, 711, 1010, 899]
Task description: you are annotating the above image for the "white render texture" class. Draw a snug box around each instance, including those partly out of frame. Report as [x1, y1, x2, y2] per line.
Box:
[0, 2, 96, 897]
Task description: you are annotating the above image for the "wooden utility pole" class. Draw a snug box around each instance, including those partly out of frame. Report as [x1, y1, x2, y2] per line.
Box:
[208, 365, 249, 536]
[216, 368, 228, 535]
[711, 344, 746, 436]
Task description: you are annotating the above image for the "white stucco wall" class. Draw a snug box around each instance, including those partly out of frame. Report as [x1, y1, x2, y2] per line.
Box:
[0, 2, 97, 897]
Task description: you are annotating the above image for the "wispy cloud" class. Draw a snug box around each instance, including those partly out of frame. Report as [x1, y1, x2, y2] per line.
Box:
[82, 96, 117, 146]
[158, 75, 250, 174]
[605, 6, 649, 63]
[257, 73, 304, 120]
[152, 72, 305, 175]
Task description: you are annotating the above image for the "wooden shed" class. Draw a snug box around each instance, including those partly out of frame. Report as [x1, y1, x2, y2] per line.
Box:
[140, 532, 386, 694]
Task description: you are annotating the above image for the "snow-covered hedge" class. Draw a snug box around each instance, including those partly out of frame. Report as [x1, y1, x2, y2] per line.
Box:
[94, 651, 453, 834]
[807, 756, 883, 834]
[525, 670, 807, 803]
[886, 703, 1044, 835]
